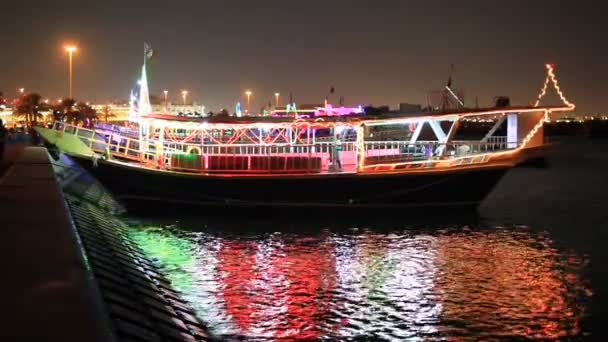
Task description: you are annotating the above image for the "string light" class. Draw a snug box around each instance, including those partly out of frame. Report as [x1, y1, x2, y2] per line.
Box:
[358, 64, 576, 171]
[534, 64, 575, 109]
[520, 64, 575, 150]
[76, 64, 576, 174]
[534, 77, 550, 107]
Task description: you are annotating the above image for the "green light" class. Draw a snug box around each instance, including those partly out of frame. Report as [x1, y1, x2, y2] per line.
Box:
[127, 226, 195, 290]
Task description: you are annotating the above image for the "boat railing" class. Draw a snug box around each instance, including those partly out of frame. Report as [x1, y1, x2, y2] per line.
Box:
[484, 136, 508, 145]
[360, 139, 514, 166]
[49, 122, 516, 173]
[52, 122, 148, 162]
[160, 138, 513, 173]
[160, 140, 359, 156]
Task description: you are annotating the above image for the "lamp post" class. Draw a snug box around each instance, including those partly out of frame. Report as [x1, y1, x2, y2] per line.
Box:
[181, 90, 188, 105]
[245, 90, 252, 113]
[274, 92, 280, 107]
[65, 45, 77, 98]
[163, 90, 168, 103]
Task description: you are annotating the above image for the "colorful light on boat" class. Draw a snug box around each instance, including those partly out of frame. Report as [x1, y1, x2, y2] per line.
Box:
[40, 63, 576, 183]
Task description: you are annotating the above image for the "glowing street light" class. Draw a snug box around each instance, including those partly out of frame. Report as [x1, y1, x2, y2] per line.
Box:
[163, 90, 169, 111]
[274, 92, 280, 107]
[181, 90, 188, 105]
[19, 88, 25, 95]
[245, 90, 252, 112]
[65, 45, 77, 98]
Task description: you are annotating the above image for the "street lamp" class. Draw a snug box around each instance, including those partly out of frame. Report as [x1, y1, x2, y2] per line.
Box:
[163, 90, 169, 111]
[19, 88, 25, 95]
[181, 90, 188, 105]
[245, 90, 252, 113]
[65, 45, 77, 98]
[274, 92, 280, 107]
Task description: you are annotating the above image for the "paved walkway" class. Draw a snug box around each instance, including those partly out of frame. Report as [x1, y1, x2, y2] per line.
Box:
[0, 142, 27, 179]
[0, 147, 115, 341]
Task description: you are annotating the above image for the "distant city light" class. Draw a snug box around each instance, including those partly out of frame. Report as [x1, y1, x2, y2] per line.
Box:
[182, 90, 188, 105]
[245, 90, 252, 112]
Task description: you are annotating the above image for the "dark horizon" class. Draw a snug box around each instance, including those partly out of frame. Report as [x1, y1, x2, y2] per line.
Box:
[2, 1, 605, 114]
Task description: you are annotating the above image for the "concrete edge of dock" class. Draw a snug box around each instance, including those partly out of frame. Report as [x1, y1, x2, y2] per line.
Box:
[1, 147, 116, 341]
[1, 147, 211, 341]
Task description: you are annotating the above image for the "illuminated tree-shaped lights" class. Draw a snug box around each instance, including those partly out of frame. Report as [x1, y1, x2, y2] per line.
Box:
[533, 64, 575, 109]
[523, 64, 576, 148]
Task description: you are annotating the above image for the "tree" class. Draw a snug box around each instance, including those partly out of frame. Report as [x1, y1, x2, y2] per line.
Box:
[54, 99, 97, 127]
[73, 102, 98, 127]
[101, 105, 116, 123]
[14, 93, 43, 127]
[53, 98, 76, 122]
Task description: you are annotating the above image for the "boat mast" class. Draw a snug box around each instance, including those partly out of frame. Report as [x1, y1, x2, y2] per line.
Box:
[444, 64, 464, 110]
[138, 42, 154, 161]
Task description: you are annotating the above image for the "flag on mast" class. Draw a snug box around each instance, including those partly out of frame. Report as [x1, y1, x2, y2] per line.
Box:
[138, 42, 153, 116]
[144, 42, 154, 61]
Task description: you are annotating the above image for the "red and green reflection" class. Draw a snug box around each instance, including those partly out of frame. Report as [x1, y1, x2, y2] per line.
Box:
[214, 236, 337, 339]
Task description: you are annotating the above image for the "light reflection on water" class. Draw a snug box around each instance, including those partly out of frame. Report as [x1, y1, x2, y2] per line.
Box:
[127, 223, 590, 340]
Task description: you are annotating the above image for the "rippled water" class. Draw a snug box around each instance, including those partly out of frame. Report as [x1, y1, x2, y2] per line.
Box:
[126, 222, 591, 340]
[123, 139, 600, 340]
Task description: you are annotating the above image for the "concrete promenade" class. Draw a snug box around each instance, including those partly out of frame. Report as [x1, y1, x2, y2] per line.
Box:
[0, 147, 115, 341]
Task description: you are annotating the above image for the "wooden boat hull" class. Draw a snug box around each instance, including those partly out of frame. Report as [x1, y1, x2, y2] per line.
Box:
[66, 153, 509, 210]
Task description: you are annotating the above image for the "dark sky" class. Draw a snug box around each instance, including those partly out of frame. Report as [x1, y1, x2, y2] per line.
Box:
[2, 0, 605, 114]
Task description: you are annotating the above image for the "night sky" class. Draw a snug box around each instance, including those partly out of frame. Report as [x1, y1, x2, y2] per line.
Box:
[2, 1, 605, 114]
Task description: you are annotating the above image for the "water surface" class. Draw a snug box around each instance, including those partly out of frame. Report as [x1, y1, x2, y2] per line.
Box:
[127, 221, 590, 340]
[126, 138, 599, 340]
